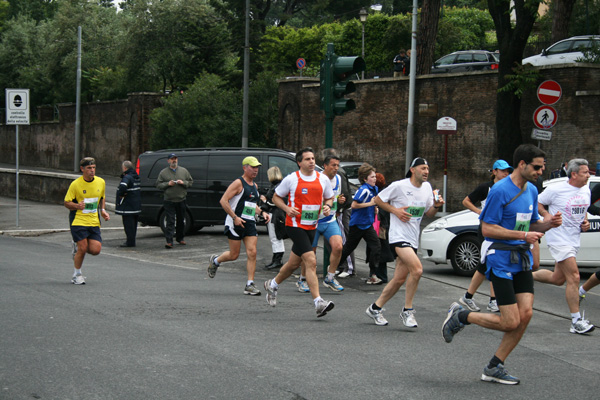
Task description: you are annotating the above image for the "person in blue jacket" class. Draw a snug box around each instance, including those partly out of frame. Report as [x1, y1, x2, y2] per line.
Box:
[339, 163, 381, 282]
[115, 160, 141, 247]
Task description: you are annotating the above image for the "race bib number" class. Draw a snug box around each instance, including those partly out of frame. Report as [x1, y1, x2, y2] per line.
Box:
[514, 212, 532, 231]
[301, 204, 320, 225]
[406, 206, 425, 218]
[241, 201, 257, 220]
[82, 197, 99, 214]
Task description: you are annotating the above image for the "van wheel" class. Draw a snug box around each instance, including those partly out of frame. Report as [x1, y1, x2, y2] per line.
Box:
[159, 209, 192, 235]
[449, 235, 481, 277]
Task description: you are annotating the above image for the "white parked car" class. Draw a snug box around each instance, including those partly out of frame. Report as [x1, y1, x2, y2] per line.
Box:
[522, 35, 599, 66]
[419, 176, 600, 276]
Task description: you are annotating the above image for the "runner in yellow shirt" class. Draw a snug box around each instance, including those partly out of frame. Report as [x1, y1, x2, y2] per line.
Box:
[64, 157, 110, 284]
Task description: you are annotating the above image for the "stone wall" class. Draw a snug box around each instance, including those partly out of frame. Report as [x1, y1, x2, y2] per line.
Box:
[0, 93, 163, 177]
[278, 64, 600, 211]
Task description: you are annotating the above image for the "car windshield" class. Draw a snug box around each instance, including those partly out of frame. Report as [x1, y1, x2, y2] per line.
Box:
[342, 164, 360, 180]
[546, 40, 574, 55]
[435, 54, 457, 66]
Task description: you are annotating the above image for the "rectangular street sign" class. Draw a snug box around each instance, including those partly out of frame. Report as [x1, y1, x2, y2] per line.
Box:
[5, 88, 30, 125]
[531, 128, 552, 141]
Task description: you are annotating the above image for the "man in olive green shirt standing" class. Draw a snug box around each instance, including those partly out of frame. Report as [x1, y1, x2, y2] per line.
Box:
[156, 153, 193, 248]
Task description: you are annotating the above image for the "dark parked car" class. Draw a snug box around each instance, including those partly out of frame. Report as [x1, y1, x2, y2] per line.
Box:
[136, 148, 300, 233]
[431, 50, 499, 74]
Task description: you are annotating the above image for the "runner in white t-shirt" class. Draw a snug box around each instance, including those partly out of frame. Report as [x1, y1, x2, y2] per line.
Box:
[533, 159, 594, 334]
[365, 157, 444, 327]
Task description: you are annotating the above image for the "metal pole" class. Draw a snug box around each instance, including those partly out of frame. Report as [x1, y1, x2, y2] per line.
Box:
[361, 23, 365, 80]
[405, 0, 418, 173]
[16, 125, 19, 226]
[74, 26, 82, 171]
[443, 134, 448, 213]
[241, 0, 250, 148]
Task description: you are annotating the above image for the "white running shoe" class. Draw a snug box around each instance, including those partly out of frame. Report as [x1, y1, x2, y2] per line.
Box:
[570, 317, 595, 334]
[366, 305, 388, 326]
[71, 275, 86, 285]
[400, 309, 418, 328]
[296, 279, 310, 293]
[458, 295, 481, 312]
[264, 279, 278, 306]
[487, 299, 500, 313]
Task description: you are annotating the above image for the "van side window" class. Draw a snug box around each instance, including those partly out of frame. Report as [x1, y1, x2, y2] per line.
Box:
[182, 156, 207, 180]
[148, 158, 168, 179]
[269, 156, 298, 177]
[210, 155, 247, 180]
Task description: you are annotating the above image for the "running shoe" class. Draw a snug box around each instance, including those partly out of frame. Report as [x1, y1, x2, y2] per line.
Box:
[365, 305, 388, 326]
[337, 271, 354, 278]
[487, 299, 500, 313]
[315, 298, 334, 317]
[400, 309, 418, 328]
[323, 277, 344, 292]
[481, 363, 520, 385]
[264, 279, 278, 306]
[442, 302, 465, 343]
[570, 317, 595, 334]
[244, 283, 261, 296]
[366, 275, 383, 285]
[207, 255, 219, 278]
[458, 295, 481, 312]
[296, 279, 310, 293]
[71, 241, 77, 259]
[71, 275, 86, 285]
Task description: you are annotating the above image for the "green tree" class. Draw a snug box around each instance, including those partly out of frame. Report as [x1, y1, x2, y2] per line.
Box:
[488, 0, 541, 161]
[120, 0, 234, 93]
[149, 74, 242, 149]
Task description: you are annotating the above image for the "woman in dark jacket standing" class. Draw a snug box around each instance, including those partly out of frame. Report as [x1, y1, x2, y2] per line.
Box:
[115, 160, 142, 247]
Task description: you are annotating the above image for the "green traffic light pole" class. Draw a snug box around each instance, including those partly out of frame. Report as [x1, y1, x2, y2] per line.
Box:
[322, 43, 335, 275]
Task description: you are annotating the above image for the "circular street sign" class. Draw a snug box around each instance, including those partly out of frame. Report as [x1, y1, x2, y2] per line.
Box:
[533, 105, 558, 129]
[537, 80, 562, 105]
[296, 58, 306, 69]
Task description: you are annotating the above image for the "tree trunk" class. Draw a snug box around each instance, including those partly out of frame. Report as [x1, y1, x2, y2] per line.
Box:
[416, 0, 441, 76]
[551, 0, 577, 43]
[488, 0, 539, 161]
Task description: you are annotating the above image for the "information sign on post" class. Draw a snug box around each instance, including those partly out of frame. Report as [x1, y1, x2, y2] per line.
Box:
[6, 89, 30, 125]
[436, 117, 457, 214]
[5, 88, 30, 227]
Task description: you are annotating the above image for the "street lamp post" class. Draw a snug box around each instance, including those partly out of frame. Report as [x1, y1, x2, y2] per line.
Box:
[359, 7, 368, 80]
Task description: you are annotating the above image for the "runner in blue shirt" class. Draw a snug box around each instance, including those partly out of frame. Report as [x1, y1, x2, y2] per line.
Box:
[442, 144, 562, 385]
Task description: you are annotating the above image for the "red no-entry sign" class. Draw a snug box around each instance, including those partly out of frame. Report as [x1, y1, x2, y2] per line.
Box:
[537, 80, 562, 105]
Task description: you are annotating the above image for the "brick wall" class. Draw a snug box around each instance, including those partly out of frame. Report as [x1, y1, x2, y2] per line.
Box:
[278, 64, 600, 211]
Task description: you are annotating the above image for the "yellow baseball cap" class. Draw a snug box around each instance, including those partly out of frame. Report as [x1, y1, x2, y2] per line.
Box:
[242, 156, 261, 167]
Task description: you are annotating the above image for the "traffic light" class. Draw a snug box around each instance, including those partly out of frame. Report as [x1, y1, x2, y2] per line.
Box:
[320, 43, 365, 119]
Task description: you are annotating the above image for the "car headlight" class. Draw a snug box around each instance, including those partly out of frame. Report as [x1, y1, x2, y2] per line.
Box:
[423, 218, 448, 233]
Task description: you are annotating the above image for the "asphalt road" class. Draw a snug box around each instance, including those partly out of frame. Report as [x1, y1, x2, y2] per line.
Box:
[1, 215, 600, 399]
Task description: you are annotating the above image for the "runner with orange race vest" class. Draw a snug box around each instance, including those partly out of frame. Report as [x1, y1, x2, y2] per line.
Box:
[264, 147, 336, 317]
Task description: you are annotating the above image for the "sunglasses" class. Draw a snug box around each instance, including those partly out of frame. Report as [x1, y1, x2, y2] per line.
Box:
[527, 163, 544, 171]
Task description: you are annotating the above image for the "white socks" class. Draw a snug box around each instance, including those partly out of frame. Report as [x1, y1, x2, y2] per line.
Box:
[571, 312, 581, 324]
[73, 268, 81, 277]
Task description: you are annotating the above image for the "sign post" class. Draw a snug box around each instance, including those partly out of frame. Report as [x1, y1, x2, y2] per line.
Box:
[296, 57, 306, 77]
[436, 117, 457, 214]
[5, 88, 31, 227]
